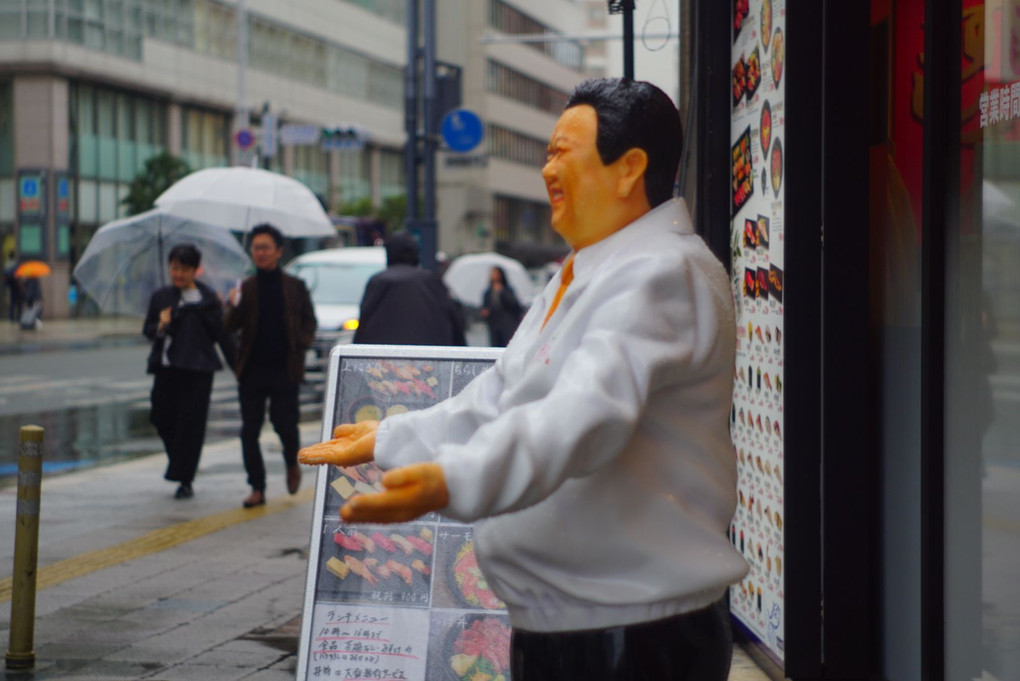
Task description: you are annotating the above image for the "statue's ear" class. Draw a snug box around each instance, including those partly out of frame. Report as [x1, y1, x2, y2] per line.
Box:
[616, 148, 649, 199]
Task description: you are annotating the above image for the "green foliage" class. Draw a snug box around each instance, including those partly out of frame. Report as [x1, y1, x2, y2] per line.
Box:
[336, 197, 375, 217]
[335, 194, 407, 234]
[121, 151, 191, 216]
[377, 195, 407, 234]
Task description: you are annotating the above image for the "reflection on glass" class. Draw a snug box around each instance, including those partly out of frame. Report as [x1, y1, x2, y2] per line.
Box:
[948, 2, 1020, 678]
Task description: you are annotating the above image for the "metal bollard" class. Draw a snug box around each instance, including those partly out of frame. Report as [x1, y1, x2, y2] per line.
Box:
[5, 425, 43, 671]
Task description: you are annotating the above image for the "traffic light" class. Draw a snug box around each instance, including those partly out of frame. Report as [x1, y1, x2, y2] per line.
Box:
[321, 125, 368, 151]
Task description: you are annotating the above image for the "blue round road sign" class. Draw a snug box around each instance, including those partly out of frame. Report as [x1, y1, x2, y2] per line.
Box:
[234, 128, 255, 150]
[440, 109, 484, 153]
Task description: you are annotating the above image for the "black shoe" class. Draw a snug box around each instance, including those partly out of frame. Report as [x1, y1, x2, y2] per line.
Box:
[174, 483, 193, 499]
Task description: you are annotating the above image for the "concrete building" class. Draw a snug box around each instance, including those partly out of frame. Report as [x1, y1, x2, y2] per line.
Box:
[0, 0, 596, 318]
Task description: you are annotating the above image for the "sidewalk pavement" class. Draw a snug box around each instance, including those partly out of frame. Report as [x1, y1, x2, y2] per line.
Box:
[0, 316, 772, 681]
[0, 317, 145, 356]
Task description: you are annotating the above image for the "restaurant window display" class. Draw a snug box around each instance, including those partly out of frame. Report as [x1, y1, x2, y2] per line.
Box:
[729, 0, 786, 665]
[946, 1, 1020, 678]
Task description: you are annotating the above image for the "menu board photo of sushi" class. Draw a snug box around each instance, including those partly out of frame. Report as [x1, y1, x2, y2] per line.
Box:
[297, 346, 506, 681]
[730, 0, 786, 664]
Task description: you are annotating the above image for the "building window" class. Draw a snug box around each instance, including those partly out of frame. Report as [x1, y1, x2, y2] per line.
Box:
[487, 0, 584, 71]
[343, 0, 406, 25]
[69, 82, 170, 223]
[488, 124, 548, 168]
[248, 14, 400, 109]
[292, 144, 329, 203]
[493, 194, 550, 245]
[487, 60, 570, 115]
[335, 148, 370, 206]
[180, 105, 229, 171]
[378, 148, 404, 200]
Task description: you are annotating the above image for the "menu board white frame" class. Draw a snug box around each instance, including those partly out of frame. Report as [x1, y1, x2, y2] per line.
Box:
[296, 344, 505, 681]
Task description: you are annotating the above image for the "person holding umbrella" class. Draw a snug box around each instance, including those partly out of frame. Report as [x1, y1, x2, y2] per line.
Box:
[144, 244, 237, 500]
[480, 265, 523, 347]
[225, 223, 316, 508]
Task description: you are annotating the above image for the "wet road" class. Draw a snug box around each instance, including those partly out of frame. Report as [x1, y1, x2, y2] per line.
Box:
[0, 344, 324, 481]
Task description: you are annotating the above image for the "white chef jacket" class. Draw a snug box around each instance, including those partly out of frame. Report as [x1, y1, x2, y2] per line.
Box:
[375, 198, 749, 632]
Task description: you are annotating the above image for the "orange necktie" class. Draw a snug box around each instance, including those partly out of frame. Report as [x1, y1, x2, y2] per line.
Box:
[541, 254, 575, 330]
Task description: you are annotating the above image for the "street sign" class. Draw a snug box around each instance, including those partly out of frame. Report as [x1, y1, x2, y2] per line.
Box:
[234, 128, 255, 150]
[279, 124, 321, 147]
[440, 109, 484, 153]
[260, 114, 278, 158]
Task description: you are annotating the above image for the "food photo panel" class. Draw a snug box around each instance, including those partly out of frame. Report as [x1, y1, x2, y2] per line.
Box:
[316, 520, 436, 608]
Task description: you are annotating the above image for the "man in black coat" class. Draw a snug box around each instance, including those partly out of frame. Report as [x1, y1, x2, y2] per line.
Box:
[225, 223, 317, 508]
[353, 232, 466, 346]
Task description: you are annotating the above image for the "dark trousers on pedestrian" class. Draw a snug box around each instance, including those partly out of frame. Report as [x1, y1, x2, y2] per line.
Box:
[7, 295, 21, 322]
[511, 598, 732, 681]
[150, 368, 214, 486]
[238, 364, 300, 492]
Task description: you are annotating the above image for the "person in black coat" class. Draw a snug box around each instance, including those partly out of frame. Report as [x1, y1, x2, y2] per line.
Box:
[143, 244, 236, 499]
[353, 232, 467, 346]
[481, 266, 523, 347]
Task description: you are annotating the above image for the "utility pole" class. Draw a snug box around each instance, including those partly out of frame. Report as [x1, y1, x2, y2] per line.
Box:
[404, 0, 419, 223]
[404, 0, 439, 271]
[608, 0, 636, 80]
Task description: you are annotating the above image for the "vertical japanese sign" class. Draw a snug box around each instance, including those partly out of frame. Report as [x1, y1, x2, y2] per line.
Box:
[17, 169, 48, 257]
[729, 0, 786, 662]
[298, 346, 509, 681]
[54, 171, 71, 259]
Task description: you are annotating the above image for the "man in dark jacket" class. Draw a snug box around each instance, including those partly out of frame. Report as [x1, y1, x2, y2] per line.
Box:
[144, 244, 237, 499]
[353, 232, 466, 346]
[225, 223, 316, 507]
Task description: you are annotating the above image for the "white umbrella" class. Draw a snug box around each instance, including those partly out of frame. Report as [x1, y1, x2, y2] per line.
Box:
[154, 166, 335, 238]
[443, 252, 534, 307]
[73, 208, 251, 317]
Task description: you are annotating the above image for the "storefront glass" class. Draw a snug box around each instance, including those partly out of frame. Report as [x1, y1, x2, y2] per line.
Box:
[947, 1, 1020, 678]
[870, 2, 925, 678]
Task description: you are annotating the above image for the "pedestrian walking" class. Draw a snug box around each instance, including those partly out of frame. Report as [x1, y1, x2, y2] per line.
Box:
[144, 244, 237, 500]
[225, 223, 316, 508]
[352, 231, 466, 346]
[300, 78, 747, 680]
[3, 251, 22, 323]
[480, 265, 523, 347]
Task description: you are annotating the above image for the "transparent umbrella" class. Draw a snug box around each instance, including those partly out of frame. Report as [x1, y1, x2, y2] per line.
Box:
[442, 252, 535, 308]
[73, 208, 251, 317]
[154, 166, 335, 238]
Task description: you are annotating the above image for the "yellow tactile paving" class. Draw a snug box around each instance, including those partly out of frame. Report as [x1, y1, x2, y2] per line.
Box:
[0, 486, 314, 603]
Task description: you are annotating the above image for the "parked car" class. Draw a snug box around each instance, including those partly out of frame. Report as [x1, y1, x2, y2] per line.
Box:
[285, 246, 386, 372]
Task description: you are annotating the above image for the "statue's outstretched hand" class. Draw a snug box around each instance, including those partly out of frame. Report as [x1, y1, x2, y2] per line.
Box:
[340, 463, 449, 524]
[297, 420, 379, 467]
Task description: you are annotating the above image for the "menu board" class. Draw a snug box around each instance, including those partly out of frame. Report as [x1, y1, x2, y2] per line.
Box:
[729, 0, 786, 663]
[297, 345, 508, 681]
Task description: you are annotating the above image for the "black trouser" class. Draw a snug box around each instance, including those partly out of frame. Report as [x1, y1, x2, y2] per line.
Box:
[238, 364, 300, 492]
[150, 368, 214, 486]
[511, 599, 733, 681]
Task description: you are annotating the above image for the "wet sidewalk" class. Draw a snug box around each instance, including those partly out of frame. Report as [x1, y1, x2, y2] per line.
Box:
[0, 317, 145, 356]
[0, 317, 772, 680]
[0, 425, 771, 681]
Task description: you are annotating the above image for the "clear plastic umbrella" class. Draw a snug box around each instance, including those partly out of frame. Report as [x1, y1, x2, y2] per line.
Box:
[442, 252, 534, 308]
[73, 208, 251, 317]
[154, 166, 335, 238]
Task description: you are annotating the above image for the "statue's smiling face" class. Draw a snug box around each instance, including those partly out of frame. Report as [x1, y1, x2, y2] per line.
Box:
[542, 105, 621, 248]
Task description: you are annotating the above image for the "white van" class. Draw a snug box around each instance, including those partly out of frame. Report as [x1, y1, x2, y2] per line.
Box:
[285, 246, 386, 372]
